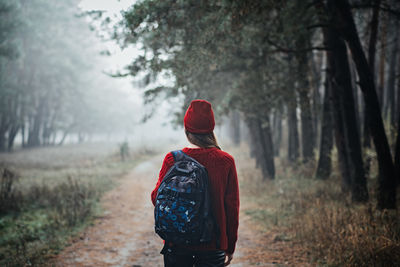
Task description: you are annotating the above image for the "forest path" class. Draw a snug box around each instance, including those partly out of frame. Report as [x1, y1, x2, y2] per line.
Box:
[54, 154, 309, 267]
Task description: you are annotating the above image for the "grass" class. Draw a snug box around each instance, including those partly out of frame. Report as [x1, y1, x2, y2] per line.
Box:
[232, 144, 400, 267]
[0, 142, 151, 266]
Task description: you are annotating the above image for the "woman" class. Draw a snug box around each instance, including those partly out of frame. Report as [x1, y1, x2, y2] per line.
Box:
[151, 99, 240, 267]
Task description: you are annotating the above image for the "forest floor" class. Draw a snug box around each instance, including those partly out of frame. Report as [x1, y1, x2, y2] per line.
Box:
[53, 153, 311, 267]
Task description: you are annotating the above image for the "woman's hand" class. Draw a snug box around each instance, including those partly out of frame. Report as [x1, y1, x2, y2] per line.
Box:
[224, 253, 233, 266]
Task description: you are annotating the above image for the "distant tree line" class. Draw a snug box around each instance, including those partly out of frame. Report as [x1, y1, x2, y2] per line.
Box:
[0, 0, 127, 152]
[113, 0, 400, 209]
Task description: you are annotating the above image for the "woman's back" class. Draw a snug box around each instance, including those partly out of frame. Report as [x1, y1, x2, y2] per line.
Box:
[151, 99, 239, 266]
[151, 146, 239, 253]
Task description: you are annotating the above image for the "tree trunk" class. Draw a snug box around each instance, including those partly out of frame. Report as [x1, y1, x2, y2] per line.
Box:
[20, 97, 26, 148]
[397, 29, 400, 129]
[273, 108, 282, 156]
[287, 102, 300, 163]
[230, 110, 241, 145]
[385, 19, 399, 135]
[378, 12, 387, 109]
[330, 0, 396, 209]
[315, 65, 333, 180]
[58, 130, 69, 146]
[396, 115, 400, 186]
[296, 45, 315, 163]
[298, 87, 315, 162]
[0, 121, 6, 152]
[350, 60, 361, 139]
[7, 125, 19, 152]
[259, 117, 275, 179]
[324, 5, 369, 202]
[311, 52, 322, 145]
[363, 0, 381, 178]
[27, 96, 46, 148]
[247, 118, 270, 178]
[252, 117, 275, 179]
[0, 96, 9, 152]
[331, 74, 352, 191]
[7, 93, 22, 152]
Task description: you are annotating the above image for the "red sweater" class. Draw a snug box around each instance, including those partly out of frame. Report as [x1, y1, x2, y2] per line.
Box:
[151, 147, 240, 254]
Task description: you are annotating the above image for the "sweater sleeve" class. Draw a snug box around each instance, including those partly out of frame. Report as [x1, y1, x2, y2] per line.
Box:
[224, 158, 240, 254]
[151, 152, 174, 206]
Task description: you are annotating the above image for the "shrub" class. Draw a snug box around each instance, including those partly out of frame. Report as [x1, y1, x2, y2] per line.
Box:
[0, 168, 21, 214]
[0, 173, 99, 266]
[48, 177, 99, 227]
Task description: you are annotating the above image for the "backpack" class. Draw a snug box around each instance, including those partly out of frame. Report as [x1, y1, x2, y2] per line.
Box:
[154, 150, 218, 246]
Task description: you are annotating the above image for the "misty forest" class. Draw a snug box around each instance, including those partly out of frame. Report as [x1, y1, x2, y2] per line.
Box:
[1, 0, 400, 266]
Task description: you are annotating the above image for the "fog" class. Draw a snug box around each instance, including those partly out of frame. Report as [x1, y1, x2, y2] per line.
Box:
[0, 0, 186, 152]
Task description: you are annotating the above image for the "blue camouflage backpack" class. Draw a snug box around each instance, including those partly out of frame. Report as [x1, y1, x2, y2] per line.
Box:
[154, 150, 218, 246]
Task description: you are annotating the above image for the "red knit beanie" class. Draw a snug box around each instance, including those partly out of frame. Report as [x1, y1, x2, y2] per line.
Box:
[184, 99, 215, 134]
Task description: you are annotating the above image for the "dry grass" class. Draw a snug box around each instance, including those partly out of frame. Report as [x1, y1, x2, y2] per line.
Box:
[294, 200, 400, 266]
[230, 143, 400, 267]
[0, 142, 147, 266]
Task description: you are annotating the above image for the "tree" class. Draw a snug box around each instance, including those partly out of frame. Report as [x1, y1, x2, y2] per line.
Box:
[0, 0, 132, 151]
[115, 0, 399, 207]
[315, 58, 333, 180]
[329, 0, 396, 209]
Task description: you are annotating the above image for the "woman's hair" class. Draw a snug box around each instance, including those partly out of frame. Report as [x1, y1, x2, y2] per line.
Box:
[185, 130, 221, 150]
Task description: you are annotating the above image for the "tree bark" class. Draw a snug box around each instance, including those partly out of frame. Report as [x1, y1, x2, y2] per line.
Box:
[311, 52, 322, 145]
[287, 102, 300, 163]
[8, 92, 23, 151]
[296, 45, 315, 163]
[315, 65, 333, 180]
[350, 60, 361, 138]
[255, 117, 275, 179]
[397, 28, 400, 130]
[230, 110, 241, 145]
[330, 69, 352, 191]
[247, 117, 275, 179]
[27, 101, 44, 148]
[272, 108, 282, 157]
[330, 0, 396, 209]
[363, 0, 381, 178]
[396, 115, 400, 186]
[324, 5, 369, 202]
[0, 95, 10, 152]
[385, 19, 399, 133]
[377, 11, 387, 109]
[259, 117, 275, 179]
[7, 125, 19, 152]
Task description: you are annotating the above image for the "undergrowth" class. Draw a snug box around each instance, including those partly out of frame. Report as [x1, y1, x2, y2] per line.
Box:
[0, 143, 144, 266]
[234, 145, 400, 267]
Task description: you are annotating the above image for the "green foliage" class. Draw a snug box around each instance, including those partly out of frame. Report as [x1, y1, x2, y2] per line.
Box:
[115, 0, 318, 124]
[0, 0, 21, 59]
[0, 172, 99, 266]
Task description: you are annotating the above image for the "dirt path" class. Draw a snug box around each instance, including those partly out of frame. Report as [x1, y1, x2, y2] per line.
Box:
[54, 154, 309, 267]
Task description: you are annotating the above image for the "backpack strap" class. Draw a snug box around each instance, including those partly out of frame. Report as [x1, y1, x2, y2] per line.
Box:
[171, 150, 204, 166]
[171, 150, 185, 162]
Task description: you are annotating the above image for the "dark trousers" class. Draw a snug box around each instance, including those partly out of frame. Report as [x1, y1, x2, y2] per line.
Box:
[162, 246, 225, 267]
